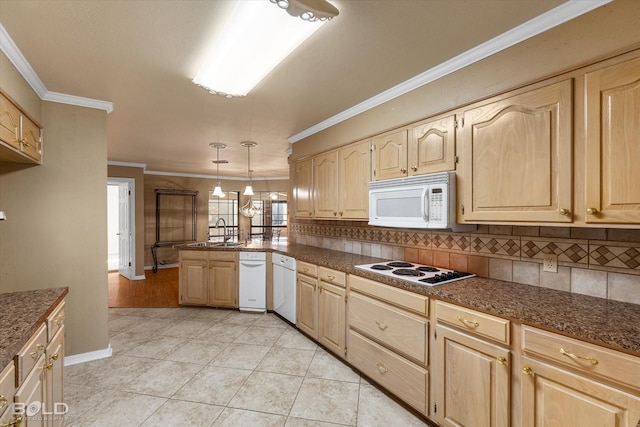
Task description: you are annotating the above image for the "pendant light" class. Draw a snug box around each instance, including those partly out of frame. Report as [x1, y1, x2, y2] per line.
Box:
[209, 143, 227, 198]
[240, 141, 261, 218]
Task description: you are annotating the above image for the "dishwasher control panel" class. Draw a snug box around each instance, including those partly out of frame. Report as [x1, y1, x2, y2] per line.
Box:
[239, 251, 266, 261]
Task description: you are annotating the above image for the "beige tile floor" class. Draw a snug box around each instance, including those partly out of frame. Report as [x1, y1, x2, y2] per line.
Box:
[63, 307, 429, 427]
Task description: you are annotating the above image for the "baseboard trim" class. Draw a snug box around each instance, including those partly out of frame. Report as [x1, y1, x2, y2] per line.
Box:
[64, 345, 112, 367]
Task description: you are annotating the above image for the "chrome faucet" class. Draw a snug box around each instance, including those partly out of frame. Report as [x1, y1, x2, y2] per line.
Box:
[214, 217, 230, 242]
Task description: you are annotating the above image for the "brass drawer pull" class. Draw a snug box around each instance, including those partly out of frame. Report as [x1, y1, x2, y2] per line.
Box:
[50, 353, 59, 362]
[497, 356, 507, 366]
[586, 207, 599, 215]
[560, 347, 599, 366]
[30, 343, 45, 359]
[0, 415, 23, 427]
[457, 316, 479, 328]
[327, 274, 335, 281]
[400, 168, 407, 173]
[375, 320, 388, 330]
[376, 363, 388, 374]
[0, 395, 7, 410]
[522, 367, 533, 376]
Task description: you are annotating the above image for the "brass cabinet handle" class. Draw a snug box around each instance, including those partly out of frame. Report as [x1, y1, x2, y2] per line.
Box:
[522, 367, 533, 376]
[333, 211, 337, 216]
[400, 168, 407, 173]
[560, 347, 599, 365]
[20, 139, 31, 148]
[308, 212, 312, 216]
[50, 353, 59, 361]
[376, 363, 388, 374]
[375, 320, 388, 330]
[0, 415, 23, 427]
[411, 166, 418, 172]
[30, 343, 45, 359]
[339, 211, 344, 216]
[559, 208, 570, 216]
[586, 208, 599, 215]
[457, 316, 479, 328]
[497, 356, 507, 366]
[0, 395, 7, 410]
[303, 267, 309, 273]
[327, 274, 335, 281]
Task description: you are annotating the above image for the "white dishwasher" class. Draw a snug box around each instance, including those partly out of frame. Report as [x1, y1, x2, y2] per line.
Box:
[272, 253, 296, 324]
[239, 252, 266, 312]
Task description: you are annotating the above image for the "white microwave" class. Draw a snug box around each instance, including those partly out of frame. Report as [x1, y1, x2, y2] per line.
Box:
[369, 171, 474, 231]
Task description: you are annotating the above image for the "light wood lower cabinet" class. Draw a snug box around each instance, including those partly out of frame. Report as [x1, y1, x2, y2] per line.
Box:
[44, 327, 64, 427]
[178, 250, 238, 308]
[296, 269, 319, 339]
[434, 324, 510, 427]
[14, 354, 45, 427]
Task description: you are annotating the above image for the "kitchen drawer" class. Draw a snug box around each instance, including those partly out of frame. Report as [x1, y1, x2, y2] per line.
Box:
[297, 261, 317, 277]
[522, 325, 640, 391]
[318, 266, 346, 288]
[47, 301, 65, 342]
[210, 251, 238, 261]
[15, 323, 47, 387]
[436, 300, 510, 345]
[0, 363, 15, 418]
[348, 274, 428, 316]
[349, 292, 427, 364]
[179, 250, 208, 261]
[348, 330, 428, 414]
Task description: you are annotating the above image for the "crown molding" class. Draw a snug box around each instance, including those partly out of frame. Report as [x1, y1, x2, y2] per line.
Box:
[288, 0, 612, 143]
[144, 169, 289, 181]
[107, 161, 148, 170]
[0, 22, 113, 113]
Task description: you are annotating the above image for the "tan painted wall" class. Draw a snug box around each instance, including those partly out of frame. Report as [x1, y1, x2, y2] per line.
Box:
[0, 102, 109, 357]
[107, 165, 145, 278]
[143, 174, 289, 267]
[291, 0, 640, 159]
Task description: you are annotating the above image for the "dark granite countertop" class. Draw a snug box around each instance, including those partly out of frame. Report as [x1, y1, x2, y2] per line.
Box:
[179, 242, 640, 356]
[0, 288, 68, 370]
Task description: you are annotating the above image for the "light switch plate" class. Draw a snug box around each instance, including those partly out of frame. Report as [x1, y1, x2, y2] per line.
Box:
[543, 253, 558, 273]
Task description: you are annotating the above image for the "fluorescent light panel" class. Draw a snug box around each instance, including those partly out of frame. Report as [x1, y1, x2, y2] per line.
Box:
[193, 0, 326, 97]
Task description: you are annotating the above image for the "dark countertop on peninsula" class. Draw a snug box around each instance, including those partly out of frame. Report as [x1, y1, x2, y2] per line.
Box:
[0, 288, 68, 370]
[178, 241, 640, 356]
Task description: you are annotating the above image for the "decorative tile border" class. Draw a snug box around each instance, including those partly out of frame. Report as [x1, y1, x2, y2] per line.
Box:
[521, 237, 589, 267]
[589, 240, 640, 274]
[432, 233, 471, 254]
[470, 234, 520, 260]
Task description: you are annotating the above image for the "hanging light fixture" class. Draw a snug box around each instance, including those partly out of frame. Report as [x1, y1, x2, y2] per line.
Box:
[209, 143, 228, 198]
[240, 141, 261, 218]
[270, 0, 339, 22]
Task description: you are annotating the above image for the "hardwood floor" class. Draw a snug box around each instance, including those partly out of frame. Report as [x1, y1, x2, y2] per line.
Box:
[108, 267, 180, 308]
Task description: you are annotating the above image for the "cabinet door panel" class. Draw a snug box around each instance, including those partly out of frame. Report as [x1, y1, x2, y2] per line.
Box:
[208, 260, 237, 308]
[296, 274, 318, 338]
[20, 115, 42, 162]
[435, 325, 509, 427]
[458, 80, 572, 223]
[318, 282, 345, 356]
[0, 94, 20, 150]
[180, 260, 207, 305]
[338, 140, 370, 219]
[585, 56, 640, 223]
[313, 151, 338, 218]
[293, 158, 313, 218]
[373, 130, 408, 180]
[521, 356, 640, 427]
[410, 114, 455, 174]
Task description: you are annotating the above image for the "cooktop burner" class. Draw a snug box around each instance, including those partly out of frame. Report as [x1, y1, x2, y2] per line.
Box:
[392, 268, 425, 277]
[355, 260, 474, 286]
[370, 264, 393, 271]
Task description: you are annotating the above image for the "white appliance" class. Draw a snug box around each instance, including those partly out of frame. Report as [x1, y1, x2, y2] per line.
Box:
[239, 252, 266, 312]
[369, 171, 474, 231]
[272, 253, 296, 324]
[355, 260, 474, 286]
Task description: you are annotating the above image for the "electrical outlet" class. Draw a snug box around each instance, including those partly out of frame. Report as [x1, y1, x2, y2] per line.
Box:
[543, 253, 558, 273]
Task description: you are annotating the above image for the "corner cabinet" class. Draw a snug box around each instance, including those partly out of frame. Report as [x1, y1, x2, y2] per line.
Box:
[583, 55, 640, 224]
[457, 79, 573, 223]
[0, 91, 43, 165]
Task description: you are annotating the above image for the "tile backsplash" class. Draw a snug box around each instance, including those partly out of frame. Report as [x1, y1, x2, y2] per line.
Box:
[290, 221, 640, 306]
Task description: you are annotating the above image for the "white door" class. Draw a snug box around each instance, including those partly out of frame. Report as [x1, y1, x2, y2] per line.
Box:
[118, 182, 132, 279]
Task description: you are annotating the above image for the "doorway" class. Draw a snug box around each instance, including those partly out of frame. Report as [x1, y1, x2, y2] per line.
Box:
[107, 178, 136, 279]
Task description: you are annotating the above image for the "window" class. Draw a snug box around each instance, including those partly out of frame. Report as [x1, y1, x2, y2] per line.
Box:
[250, 191, 287, 241]
[208, 191, 239, 242]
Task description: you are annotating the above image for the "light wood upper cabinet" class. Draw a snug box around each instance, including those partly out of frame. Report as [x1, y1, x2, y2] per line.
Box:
[373, 129, 408, 180]
[584, 56, 640, 224]
[293, 158, 313, 219]
[0, 91, 43, 165]
[338, 139, 371, 219]
[313, 150, 339, 219]
[410, 114, 456, 175]
[458, 80, 573, 223]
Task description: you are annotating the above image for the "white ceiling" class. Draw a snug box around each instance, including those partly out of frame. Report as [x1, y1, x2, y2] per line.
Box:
[0, 0, 599, 179]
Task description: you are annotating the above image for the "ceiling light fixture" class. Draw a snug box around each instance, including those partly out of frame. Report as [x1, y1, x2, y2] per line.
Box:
[210, 143, 228, 198]
[192, 0, 332, 98]
[240, 141, 261, 218]
[270, 0, 339, 22]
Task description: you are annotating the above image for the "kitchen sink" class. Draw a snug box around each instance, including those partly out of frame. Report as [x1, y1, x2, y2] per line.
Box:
[187, 241, 244, 248]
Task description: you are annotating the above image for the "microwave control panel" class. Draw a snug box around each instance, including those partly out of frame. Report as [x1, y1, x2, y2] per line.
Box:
[427, 186, 448, 227]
